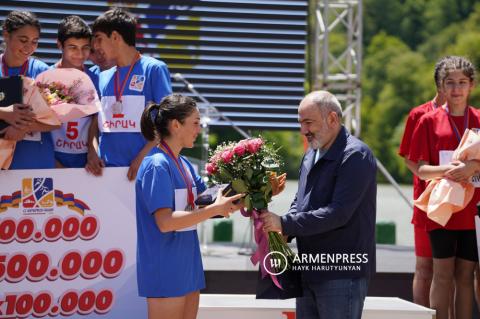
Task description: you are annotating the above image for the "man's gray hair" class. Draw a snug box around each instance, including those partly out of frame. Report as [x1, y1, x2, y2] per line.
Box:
[307, 90, 343, 119]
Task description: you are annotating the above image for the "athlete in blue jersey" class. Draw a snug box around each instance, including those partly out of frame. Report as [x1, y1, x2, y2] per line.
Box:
[0, 11, 60, 169]
[51, 15, 99, 168]
[89, 8, 172, 180]
[136, 94, 244, 318]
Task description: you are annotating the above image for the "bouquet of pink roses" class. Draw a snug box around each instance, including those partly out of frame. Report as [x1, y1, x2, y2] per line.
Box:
[207, 137, 294, 288]
[207, 138, 280, 210]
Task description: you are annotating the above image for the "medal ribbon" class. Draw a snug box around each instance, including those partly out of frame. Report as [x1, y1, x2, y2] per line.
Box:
[114, 52, 141, 102]
[1, 54, 29, 77]
[159, 140, 195, 209]
[445, 104, 469, 143]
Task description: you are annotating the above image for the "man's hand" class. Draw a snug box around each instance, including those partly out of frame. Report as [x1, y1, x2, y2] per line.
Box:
[3, 126, 26, 141]
[85, 149, 105, 176]
[270, 172, 287, 196]
[260, 210, 283, 233]
[445, 160, 479, 183]
[0, 104, 35, 130]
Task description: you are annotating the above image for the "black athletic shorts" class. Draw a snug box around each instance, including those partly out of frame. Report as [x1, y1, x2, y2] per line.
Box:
[428, 229, 478, 262]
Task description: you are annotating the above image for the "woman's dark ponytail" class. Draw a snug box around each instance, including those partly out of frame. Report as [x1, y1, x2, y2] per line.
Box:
[141, 102, 160, 141]
[141, 94, 197, 142]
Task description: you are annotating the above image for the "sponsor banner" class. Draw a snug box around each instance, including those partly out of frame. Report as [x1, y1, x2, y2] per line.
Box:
[0, 168, 145, 318]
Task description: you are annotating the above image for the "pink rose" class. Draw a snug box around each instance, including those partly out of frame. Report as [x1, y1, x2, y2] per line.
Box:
[206, 163, 217, 175]
[210, 153, 221, 165]
[233, 143, 246, 156]
[246, 138, 263, 153]
[221, 149, 234, 163]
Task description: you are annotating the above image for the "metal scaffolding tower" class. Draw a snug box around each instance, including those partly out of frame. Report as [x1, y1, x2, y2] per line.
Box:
[312, 0, 413, 208]
[312, 0, 362, 137]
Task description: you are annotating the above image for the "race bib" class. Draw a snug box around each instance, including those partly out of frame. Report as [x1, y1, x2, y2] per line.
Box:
[98, 95, 145, 133]
[23, 131, 41, 142]
[175, 187, 198, 232]
[52, 117, 91, 154]
[439, 150, 480, 187]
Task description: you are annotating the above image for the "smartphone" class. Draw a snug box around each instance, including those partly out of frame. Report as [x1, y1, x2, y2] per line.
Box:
[195, 183, 240, 218]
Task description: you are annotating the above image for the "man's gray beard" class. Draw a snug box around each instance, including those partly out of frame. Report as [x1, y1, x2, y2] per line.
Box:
[308, 139, 321, 150]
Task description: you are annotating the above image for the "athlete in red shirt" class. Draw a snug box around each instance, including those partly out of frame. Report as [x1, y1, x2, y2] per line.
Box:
[409, 56, 480, 319]
[398, 58, 446, 308]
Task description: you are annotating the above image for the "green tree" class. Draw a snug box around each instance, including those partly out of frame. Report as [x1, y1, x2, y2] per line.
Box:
[359, 0, 480, 184]
[423, 0, 477, 36]
[361, 33, 411, 137]
[363, 0, 477, 49]
[362, 34, 433, 182]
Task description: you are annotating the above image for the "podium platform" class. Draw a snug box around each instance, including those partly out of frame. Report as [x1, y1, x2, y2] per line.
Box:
[198, 294, 435, 319]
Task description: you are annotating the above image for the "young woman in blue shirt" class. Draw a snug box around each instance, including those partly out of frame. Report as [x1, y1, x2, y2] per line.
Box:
[136, 94, 244, 319]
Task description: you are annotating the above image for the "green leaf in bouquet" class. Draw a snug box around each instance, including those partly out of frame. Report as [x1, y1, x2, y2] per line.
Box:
[251, 192, 267, 209]
[253, 199, 267, 210]
[232, 179, 248, 193]
[251, 173, 264, 187]
[246, 167, 254, 180]
[264, 182, 272, 199]
[251, 192, 264, 201]
[244, 194, 253, 211]
[218, 167, 233, 181]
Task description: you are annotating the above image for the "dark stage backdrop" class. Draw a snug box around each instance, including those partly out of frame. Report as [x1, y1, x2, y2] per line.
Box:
[0, 0, 307, 129]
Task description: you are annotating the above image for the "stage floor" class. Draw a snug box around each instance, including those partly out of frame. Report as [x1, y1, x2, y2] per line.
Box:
[197, 294, 435, 319]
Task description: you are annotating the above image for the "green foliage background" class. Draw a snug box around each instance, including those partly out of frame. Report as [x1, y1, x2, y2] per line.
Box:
[186, 1, 480, 182]
[361, 0, 480, 183]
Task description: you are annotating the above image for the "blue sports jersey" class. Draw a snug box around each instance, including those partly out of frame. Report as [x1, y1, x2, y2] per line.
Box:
[89, 64, 100, 75]
[7, 58, 54, 169]
[88, 65, 102, 94]
[98, 56, 172, 167]
[135, 151, 206, 297]
[52, 66, 99, 168]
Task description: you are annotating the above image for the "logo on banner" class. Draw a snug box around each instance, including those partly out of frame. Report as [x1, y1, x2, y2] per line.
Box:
[129, 74, 145, 92]
[0, 177, 90, 215]
[22, 177, 54, 208]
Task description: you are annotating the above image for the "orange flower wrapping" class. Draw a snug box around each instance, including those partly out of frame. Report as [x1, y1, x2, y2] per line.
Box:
[0, 76, 61, 169]
[415, 129, 480, 226]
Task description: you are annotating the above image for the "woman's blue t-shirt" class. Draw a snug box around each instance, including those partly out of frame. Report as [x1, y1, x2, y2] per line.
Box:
[6, 58, 53, 169]
[135, 151, 206, 297]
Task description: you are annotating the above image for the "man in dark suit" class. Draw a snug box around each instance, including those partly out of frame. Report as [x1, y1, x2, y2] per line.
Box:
[262, 90, 377, 319]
